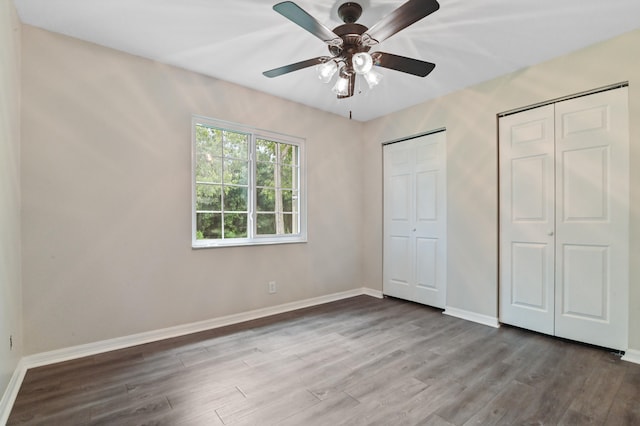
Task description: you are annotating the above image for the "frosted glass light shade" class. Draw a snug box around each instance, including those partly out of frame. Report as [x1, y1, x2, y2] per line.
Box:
[363, 70, 383, 88]
[316, 61, 338, 83]
[352, 52, 373, 75]
[332, 75, 350, 96]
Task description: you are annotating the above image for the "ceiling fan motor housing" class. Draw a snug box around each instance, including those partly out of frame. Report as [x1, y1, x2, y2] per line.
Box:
[337, 2, 363, 24]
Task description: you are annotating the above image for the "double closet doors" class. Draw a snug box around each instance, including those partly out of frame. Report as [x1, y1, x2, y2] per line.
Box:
[383, 131, 447, 308]
[499, 87, 629, 350]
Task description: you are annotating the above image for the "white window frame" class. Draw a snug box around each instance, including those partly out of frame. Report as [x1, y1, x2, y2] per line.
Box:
[192, 115, 307, 248]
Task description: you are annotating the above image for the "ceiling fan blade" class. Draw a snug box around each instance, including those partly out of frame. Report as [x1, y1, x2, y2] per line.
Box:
[365, 0, 440, 44]
[273, 1, 342, 45]
[372, 52, 435, 77]
[337, 73, 356, 99]
[263, 57, 329, 78]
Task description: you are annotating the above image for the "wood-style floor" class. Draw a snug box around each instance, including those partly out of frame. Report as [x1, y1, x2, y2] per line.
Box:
[8, 295, 640, 425]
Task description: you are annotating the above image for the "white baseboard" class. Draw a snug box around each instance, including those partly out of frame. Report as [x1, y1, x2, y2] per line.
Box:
[362, 287, 383, 299]
[22, 287, 376, 369]
[0, 287, 377, 422]
[0, 358, 27, 426]
[443, 306, 500, 328]
[622, 349, 640, 365]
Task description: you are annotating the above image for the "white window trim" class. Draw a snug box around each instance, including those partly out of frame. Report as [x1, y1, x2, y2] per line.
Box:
[191, 115, 307, 248]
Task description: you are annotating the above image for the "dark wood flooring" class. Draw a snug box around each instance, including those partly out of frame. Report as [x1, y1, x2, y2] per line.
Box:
[8, 295, 640, 425]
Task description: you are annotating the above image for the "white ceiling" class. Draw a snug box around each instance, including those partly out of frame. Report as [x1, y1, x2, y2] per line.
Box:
[13, 0, 640, 121]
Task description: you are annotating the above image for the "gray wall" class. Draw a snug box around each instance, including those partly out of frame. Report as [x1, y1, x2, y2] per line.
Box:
[0, 0, 22, 395]
[362, 29, 640, 351]
[21, 26, 365, 354]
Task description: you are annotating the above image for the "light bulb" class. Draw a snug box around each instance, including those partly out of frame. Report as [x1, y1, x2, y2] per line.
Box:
[352, 52, 373, 75]
[332, 75, 350, 96]
[316, 60, 338, 83]
[363, 69, 383, 89]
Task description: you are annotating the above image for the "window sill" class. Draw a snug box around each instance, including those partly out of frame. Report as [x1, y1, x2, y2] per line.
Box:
[192, 236, 307, 249]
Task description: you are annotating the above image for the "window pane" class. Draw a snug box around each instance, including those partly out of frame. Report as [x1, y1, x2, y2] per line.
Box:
[257, 188, 275, 212]
[257, 213, 276, 235]
[280, 165, 298, 190]
[196, 184, 221, 211]
[256, 213, 297, 236]
[196, 153, 222, 184]
[283, 213, 293, 234]
[223, 131, 249, 159]
[281, 190, 293, 213]
[224, 186, 247, 211]
[278, 143, 293, 165]
[224, 159, 248, 185]
[195, 125, 223, 157]
[256, 139, 276, 162]
[224, 213, 247, 238]
[196, 213, 222, 239]
[256, 161, 275, 187]
[285, 213, 299, 234]
[287, 144, 299, 166]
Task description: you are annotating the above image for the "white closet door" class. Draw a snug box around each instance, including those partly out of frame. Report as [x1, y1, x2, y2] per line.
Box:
[499, 105, 556, 335]
[499, 87, 629, 351]
[554, 88, 629, 350]
[383, 132, 447, 308]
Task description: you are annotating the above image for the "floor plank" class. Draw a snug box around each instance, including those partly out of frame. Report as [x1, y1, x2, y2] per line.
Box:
[604, 367, 640, 425]
[8, 295, 640, 425]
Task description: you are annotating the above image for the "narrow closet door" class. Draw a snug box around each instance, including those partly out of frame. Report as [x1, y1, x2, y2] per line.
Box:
[383, 131, 447, 308]
[554, 88, 629, 350]
[499, 105, 556, 335]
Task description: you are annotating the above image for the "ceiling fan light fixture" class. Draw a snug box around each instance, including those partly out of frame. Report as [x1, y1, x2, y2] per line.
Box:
[332, 73, 351, 96]
[363, 69, 383, 89]
[316, 60, 338, 83]
[352, 52, 373, 75]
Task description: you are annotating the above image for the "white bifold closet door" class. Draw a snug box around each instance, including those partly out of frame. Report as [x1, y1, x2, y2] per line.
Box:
[383, 131, 447, 308]
[499, 87, 629, 350]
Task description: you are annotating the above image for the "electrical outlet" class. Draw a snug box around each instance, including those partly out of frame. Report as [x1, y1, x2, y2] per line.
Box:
[268, 281, 277, 294]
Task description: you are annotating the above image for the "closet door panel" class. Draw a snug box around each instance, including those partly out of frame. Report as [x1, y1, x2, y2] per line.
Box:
[561, 244, 609, 320]
[554, 88, 629, 350]
[384, 142, 415, 302]
[499, 105, 555, 335]
[416, 237, 438, 291]
[511, 242, 550, 310]
[561, 146, 609, 221]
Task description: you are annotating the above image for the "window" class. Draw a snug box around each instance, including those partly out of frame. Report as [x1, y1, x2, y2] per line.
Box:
[192, 116, 306, 247]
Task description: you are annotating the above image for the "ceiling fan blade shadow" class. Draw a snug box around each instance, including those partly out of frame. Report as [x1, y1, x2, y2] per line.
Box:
[263, 56, 330, 78]
[366, 0, 440, 44]
[273, 1, 341, 44]
[372, 52, 435, 77]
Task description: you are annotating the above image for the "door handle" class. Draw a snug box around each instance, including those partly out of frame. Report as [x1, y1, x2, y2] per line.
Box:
[548, 231, 554, 236]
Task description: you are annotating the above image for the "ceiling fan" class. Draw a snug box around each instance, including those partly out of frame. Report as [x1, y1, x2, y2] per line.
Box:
[263, 0, 440, 99]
